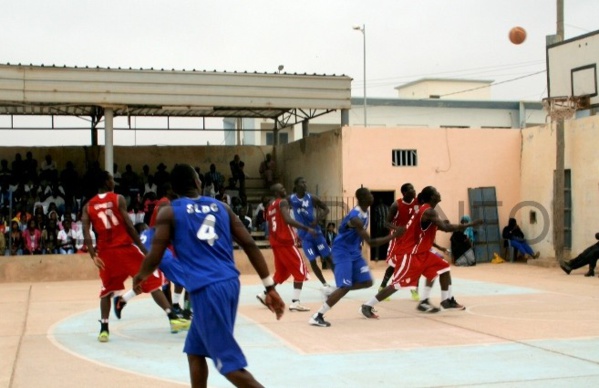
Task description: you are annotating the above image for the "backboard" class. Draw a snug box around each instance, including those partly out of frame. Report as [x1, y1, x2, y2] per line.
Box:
[547, 29, 599, 109]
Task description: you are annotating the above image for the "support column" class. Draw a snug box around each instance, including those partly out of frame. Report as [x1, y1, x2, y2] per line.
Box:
[341, 109, 349, 126]
[236, 118, 242, 145]
[302, 120, 309, 139]
[104, 108, 114, 173]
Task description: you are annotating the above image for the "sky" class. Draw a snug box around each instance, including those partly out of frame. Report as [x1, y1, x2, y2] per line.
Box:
[1, 0, 598, 146]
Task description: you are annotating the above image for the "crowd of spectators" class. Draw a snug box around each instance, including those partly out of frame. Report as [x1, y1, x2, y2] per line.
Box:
[0, 152, 270, 256]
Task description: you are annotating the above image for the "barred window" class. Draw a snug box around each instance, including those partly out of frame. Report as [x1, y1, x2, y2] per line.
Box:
[392, 149, 417, 167]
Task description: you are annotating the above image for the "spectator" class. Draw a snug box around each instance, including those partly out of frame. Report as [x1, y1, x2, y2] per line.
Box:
[154, 163, 170, 189]
[0, 159, 12, 188]
[215, 186, 231, 205]
[253, 195, 269, 236]
[121, 164, 140, 202]
[139, 164, 152, 187]
[202, 174, 216, 198]
[502, 218, 540, 260]
[57, 219, 77, 254]
[11, 153, 24, 180]
[450, 215, 476, 266]
[42, 219, 59, 254]
[39, 154, 58, 184]
[229, 154, 246, 196]
[259, 153, 275, 188]
[560, 232, 599, 277]
[8, 220, 23, 255]
[144, 175, 157, 196]
[194, 166, 204, 189]
[206, 163, 224, 192]
[59, 161, 79, 208]
[43, 187, 65, 215]
[238, 206, 252, 232]
[23, 151, 38, 184]
[23, 219, 42, 255]
[112, 163, 122, 194]
[0, 215, 6, 254]
[325, 222, 337, 248]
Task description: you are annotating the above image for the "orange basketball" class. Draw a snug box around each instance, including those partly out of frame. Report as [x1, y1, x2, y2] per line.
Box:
[509, 26, 526, 45]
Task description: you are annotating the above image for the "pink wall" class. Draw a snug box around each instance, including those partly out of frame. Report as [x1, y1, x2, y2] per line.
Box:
[341, 126, 522, 247]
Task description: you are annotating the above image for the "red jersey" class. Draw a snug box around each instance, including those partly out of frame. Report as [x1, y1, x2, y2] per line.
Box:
[267, 198, 296, 246]
[387, 198, 419, 255]
[149, 196, 170, 227]
[412, 203, 438, 254]
[87, 192, 133, 251]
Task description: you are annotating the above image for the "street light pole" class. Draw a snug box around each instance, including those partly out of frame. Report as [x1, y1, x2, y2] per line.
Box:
[353, 24, 367, 127]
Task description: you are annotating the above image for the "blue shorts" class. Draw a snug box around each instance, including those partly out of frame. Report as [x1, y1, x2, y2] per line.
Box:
[332, 254, 372, 288]
[184, 278, 247, 375]
[158, 249, 186, 288]
[301, 233, 331, 261]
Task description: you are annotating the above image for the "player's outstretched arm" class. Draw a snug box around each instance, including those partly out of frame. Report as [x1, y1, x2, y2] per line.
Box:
[228, 206, 285, 319]
[424, 208, 483, 233]
[352, 216, 401, 247]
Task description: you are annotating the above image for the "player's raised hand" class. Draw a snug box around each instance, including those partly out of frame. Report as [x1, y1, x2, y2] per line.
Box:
[264, 288, 285, 320]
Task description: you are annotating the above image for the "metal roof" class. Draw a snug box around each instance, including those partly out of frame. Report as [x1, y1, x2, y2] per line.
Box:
[0, 64, 352, 126]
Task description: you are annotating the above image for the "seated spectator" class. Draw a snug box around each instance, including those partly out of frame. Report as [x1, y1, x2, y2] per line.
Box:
[502, 218, 540, 260]
[238, 207, 252, 232]
[8, 220, 23, 255]
[42, 219, 59, 254]
[230, 196, 243, 216]
[325, 222, 337, 248]
[57, 219, 77, 254]
[215, 186, 232, 205]
[560, 232, 599, 277]
[43, 187, 65, 215]
[0, 215, 6, 255]
[450, 215, 476, 266]
[23, 219, 42, 255]
[259, 153, 275, 188]
[144, 175, 158, 196]
[202, 175, 216, 198]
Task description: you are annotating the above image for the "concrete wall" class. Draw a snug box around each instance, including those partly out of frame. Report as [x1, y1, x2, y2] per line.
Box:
[0, 250, 276, 283]
[521, 115, 599, 259]
[277, 130, 343, 198]
[340, 126, 523, 248]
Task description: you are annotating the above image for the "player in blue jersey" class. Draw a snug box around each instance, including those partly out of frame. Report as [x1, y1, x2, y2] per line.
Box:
[289, 177, 334, 295]
[309, 187, 402, 327]
[134, 164, 284, 388]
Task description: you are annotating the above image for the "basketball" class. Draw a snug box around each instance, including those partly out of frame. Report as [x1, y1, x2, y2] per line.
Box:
[509, 26, 526, 45]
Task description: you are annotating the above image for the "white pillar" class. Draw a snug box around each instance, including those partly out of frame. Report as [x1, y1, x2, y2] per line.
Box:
[104, 108, 114, 173]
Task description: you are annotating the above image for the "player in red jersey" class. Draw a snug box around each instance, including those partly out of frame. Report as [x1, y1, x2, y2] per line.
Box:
[82, 170, 188, 342]
[149, 182, 191, 319]
[256, 183, 316, 312]
[378, 183, 420, 300]
[361, 186, 482, 318]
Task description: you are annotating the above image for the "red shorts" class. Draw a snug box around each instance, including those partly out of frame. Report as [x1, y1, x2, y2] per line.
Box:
[272, 244, 309, 284]
[97, 244, 166, 298]
[391, 251, 450, 289]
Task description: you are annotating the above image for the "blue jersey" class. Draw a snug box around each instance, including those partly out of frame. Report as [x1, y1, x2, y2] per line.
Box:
[140, 228, 186, 288]
[332, 206, 369, 261]
[289, 193, 322, 240]
[171, 196, 239, 292]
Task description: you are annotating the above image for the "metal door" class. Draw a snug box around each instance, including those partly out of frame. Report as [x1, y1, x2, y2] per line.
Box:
[468, 187, 502, 263]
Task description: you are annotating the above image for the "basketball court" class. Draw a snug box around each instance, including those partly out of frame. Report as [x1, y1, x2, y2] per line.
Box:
[3, 261, 599, 387]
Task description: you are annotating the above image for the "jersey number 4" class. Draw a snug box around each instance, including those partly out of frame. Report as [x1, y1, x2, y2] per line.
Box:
[197, 214, 219, 246]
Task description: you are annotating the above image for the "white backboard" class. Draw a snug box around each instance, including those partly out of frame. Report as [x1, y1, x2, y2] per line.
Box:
[547, 30, 599, 108]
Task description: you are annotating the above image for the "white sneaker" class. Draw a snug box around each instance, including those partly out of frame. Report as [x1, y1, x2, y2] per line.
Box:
[289, 301, 310, 312]
[256, 293, 267, 307]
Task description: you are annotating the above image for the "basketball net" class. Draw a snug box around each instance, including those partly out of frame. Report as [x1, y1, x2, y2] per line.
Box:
[542, 96, 586, 121]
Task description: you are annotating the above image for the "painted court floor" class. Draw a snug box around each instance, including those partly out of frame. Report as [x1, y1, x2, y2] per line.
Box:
[2, 261, 599, 387]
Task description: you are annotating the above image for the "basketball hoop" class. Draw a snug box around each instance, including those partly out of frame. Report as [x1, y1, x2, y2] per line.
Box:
[543, 96, 589, 121]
